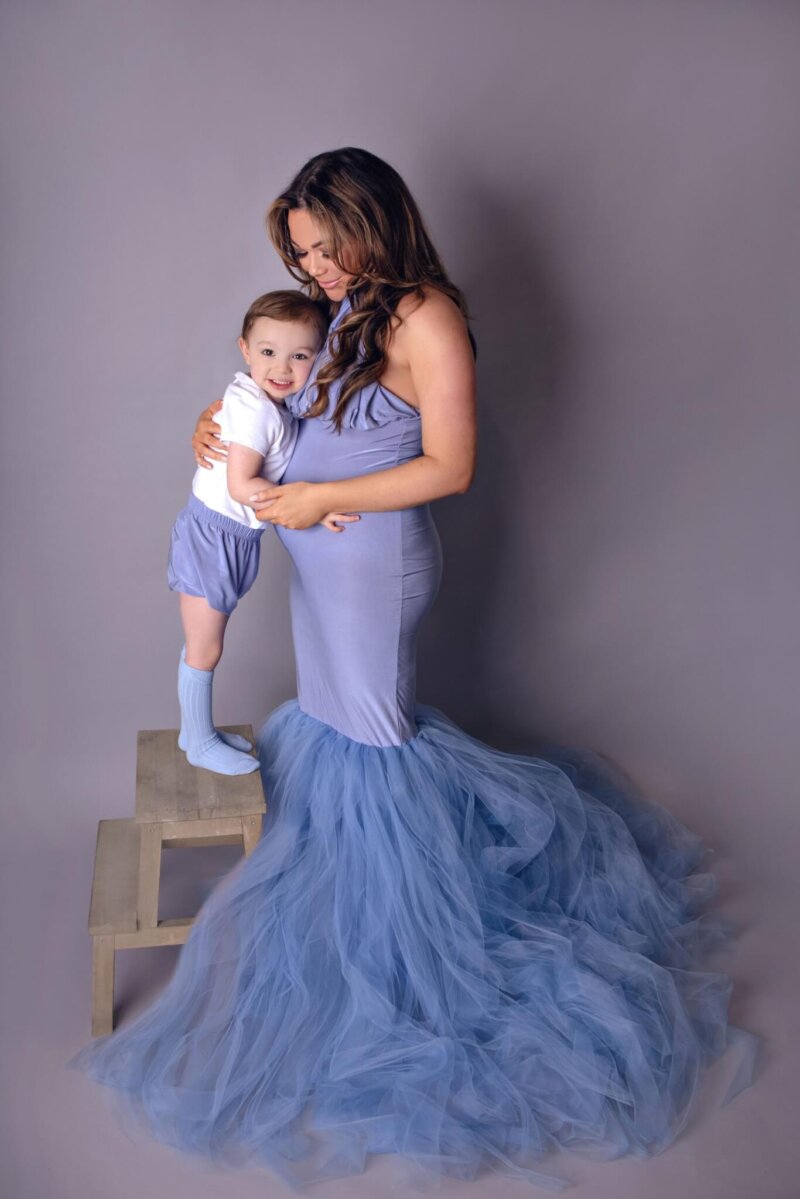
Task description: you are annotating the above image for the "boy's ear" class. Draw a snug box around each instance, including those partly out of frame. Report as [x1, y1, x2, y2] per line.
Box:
[238, 336, 250, 361]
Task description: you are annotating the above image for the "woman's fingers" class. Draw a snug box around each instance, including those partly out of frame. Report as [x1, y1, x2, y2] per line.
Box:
[191, 400, 226, 466]
[249, 492, 279, 522]
[199, 400, 224, 423]
[257, 508, 361, 530]
[192, 440, 227, 468]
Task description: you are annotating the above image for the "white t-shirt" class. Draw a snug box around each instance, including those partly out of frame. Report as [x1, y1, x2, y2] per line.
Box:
[191, 371, 299, 530]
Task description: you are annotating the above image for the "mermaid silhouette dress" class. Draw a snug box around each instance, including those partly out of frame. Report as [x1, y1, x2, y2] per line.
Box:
[68, 297, 754, 1189]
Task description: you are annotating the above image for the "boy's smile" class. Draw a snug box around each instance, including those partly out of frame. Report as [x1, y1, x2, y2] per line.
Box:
[238, 315, 322, 401]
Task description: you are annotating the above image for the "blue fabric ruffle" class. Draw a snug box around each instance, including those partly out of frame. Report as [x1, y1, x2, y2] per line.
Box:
[67, 700, 755, 1190]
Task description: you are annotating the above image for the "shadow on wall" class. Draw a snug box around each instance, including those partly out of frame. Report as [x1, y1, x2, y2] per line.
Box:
[417, 175, 573, 744]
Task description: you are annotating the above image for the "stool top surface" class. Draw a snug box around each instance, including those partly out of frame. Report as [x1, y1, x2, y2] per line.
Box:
[135, 727, 266, 822]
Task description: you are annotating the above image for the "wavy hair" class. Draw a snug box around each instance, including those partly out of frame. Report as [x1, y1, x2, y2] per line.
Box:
[266, 147, 472, 430]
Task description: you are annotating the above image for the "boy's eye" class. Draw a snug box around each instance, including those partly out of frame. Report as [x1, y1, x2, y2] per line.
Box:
[293, 353, 309, 361]
[260, 348, 274, 357]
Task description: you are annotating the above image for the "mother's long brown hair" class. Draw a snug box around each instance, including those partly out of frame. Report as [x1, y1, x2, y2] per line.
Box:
[267, 147, 472, 431]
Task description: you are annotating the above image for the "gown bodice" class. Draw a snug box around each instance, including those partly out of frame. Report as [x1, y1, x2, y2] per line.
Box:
[283, 294, 421, 431]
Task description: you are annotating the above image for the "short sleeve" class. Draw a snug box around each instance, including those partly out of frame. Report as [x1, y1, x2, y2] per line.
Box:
[217, 378, 283, 458]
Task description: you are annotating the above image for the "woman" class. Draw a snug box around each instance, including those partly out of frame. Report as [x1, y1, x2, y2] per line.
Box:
[70, 148, 753, 1190]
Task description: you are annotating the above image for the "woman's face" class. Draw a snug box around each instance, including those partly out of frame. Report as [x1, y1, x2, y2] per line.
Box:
[287, 208, 355, 303]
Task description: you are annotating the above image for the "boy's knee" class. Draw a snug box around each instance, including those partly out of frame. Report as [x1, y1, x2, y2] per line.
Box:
[184, 643, 224, 671]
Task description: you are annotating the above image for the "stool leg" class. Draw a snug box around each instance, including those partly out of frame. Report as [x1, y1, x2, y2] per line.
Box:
[242, 814, 262, 856]
[138, 823, 163, 929]
[91, 935, 115, 1036]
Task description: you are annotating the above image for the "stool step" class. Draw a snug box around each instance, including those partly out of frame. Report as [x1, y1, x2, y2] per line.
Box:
[136, 725, 266, 824]
[89, 818, 140, 935]
[87, 731, 267, 1036]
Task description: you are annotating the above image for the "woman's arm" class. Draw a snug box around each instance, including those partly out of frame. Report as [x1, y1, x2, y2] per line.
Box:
[249, 292, 476, 527]
[227, 442, 360, 534]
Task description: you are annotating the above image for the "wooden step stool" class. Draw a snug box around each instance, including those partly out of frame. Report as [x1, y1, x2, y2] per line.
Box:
[88, 725, 266, 1036]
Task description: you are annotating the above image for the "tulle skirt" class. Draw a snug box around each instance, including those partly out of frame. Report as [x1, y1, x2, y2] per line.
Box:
[67, 701, 754, 1190]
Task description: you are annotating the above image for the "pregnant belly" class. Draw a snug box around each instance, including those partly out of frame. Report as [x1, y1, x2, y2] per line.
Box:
[275, 502, 443, 745]
[273, 417, 443, 745]
[275, 416, 439, 589]
[272, 414, 441, 738]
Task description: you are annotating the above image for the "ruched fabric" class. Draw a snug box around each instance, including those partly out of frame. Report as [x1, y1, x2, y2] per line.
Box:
[68, 700, 752, 1190]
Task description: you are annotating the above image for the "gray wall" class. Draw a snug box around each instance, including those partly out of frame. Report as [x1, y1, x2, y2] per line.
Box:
[2, 3, 798, 1197]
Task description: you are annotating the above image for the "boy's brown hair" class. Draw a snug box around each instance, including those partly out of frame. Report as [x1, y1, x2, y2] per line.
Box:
[240, 289, 329, 346]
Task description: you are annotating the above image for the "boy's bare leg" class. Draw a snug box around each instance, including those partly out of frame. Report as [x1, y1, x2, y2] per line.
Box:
[176, 594, 257, 770]
[180, 593, 229, 670]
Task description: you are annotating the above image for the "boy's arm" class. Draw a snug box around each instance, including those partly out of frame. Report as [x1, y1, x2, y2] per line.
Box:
[226, 442, 267, 505]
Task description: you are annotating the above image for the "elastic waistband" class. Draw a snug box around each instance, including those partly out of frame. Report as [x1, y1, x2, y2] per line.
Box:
[185, 493, 264, 540]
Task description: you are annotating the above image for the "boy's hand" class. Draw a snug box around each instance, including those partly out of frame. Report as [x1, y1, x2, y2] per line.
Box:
[320, 511, 361, 533]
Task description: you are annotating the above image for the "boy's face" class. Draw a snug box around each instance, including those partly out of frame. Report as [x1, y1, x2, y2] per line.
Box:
[238, 316, 322, 401]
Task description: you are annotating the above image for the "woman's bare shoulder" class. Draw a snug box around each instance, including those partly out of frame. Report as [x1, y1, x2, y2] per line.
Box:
[382, 286, 473, 396]
[395, 285, 461, 319]
[392, 287, 467, 345]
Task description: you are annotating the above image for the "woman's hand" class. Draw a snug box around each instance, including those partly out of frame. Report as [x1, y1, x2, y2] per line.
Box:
[250, 481, 360, 532]
[192, 399, 225, 468]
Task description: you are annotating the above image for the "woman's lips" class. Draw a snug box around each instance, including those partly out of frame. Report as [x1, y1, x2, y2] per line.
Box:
[318, 277, 342, 290]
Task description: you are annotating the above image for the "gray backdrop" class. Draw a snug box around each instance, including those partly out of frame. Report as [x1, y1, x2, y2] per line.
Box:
[2, 2, 797, 1197]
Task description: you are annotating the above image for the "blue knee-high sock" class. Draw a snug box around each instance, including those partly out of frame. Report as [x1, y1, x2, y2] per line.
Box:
[178, 648, 252, 752]
[177, 656, 259, 776]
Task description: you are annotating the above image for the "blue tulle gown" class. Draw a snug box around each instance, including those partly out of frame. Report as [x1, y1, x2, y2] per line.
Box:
[68, 298, 755, 1190]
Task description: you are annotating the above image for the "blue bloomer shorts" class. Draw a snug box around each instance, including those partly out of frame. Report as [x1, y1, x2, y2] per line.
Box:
[168, 493, 263, 615]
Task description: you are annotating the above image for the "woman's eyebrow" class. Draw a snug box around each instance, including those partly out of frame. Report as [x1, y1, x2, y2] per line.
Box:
[290, 240, 325, 250]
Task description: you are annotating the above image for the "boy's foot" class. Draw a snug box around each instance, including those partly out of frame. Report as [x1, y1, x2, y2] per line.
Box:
[179, 728, 252, 753]
[185, 735, 260, 775]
